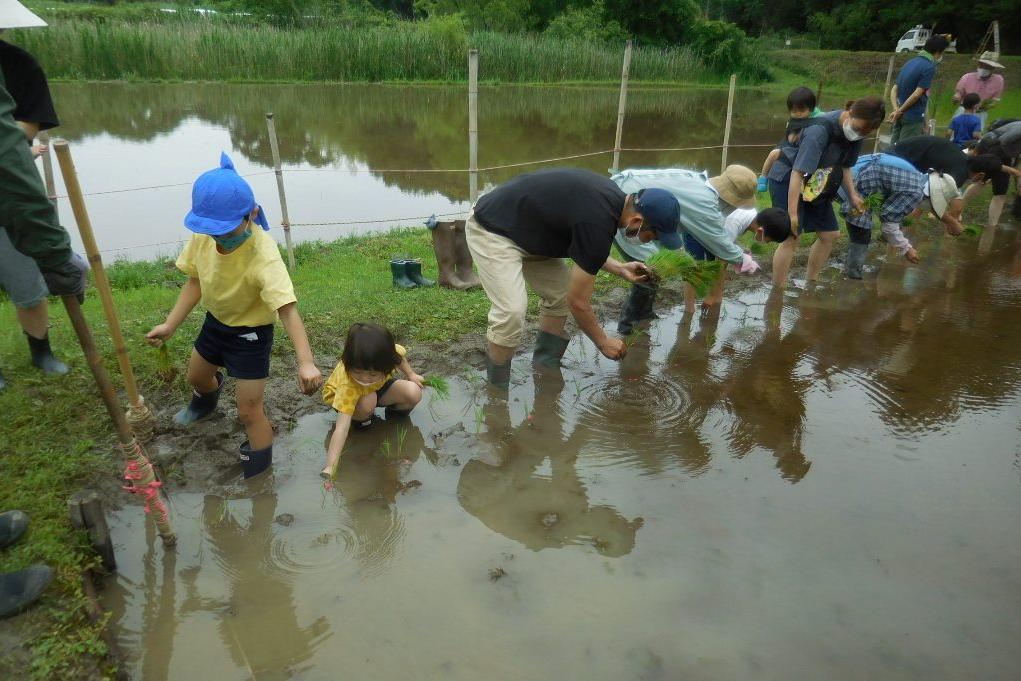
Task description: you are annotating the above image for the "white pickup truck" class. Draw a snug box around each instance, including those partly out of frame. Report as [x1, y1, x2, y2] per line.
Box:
[895, 26, 957, 53]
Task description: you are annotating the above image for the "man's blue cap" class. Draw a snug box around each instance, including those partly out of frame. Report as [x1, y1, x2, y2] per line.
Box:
[635, 188, 682, 250]
[184, 152, 270, 236]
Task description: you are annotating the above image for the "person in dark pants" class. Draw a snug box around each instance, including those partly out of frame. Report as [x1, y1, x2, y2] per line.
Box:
[889, 34, 950, 143]
[0, 14, 69, 391]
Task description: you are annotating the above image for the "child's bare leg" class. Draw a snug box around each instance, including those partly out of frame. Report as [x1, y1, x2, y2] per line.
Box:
[236, 378, 273, 449]
[186, 349, 219, 392]
[683, 282, 696, 313]
[703, 269, 727, 307]
[353, 392, 378, 422]
[377, 380, 423, 412]
[175, 350, 223, 424]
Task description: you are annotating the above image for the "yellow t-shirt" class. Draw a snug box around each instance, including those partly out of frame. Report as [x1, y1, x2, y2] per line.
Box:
[175, 228, 297, 328]
[322, 345, 407, 415]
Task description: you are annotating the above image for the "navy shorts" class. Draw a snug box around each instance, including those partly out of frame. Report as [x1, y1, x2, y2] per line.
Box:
[376, 377, 397, 400]
[769, 175, 839, 233]
[682, 232, 715, 261]
[194, 312, 274, 380]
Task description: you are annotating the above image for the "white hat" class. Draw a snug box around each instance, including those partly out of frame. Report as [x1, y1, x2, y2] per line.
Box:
[926, 172, 959, 219]
[0, 0, 46, 29]
[975, 51, 1004, 69]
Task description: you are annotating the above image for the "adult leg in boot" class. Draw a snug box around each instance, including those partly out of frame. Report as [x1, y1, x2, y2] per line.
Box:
[845, 242, 868, 280]
[533, 330, 569, 369]
[451, 220, 482, 289]
[405, 259, 436, 287]
[431, 223, 471, 290]
[390, 258, 418, 289]
[617, 284, 658, 336]
[175, 350, 224, 425]
[0, 565, 53, 619]
[18, 301, 68, 375]
[0, 510, 29, 549]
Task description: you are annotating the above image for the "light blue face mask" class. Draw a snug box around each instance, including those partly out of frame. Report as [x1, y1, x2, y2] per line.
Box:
[214, 225, 252, 251]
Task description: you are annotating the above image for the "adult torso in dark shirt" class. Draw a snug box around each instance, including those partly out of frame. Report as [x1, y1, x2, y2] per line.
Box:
[473, 168, 626, 275]
[0, 40, 59, 131]
[889, 136, 970, 186]
[769, 111, 861, 183]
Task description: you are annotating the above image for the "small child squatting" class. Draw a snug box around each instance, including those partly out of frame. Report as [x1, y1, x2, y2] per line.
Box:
[321, 323, 424, 479]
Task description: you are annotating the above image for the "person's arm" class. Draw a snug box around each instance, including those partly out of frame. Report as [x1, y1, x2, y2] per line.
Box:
[397, 354, 424, 388]
[889, 86, 927, 121]
[145, 278, 202, 345]
[889, 84, 900, 112]
[16, 120, 39, 142]
[601, 256, 648, 283]
[979, 98, 1000, 112]
[880, 222, 917, 262]
[787, 172, 803, 233]
[761, 148, 780, 177]
[567, 265, 625, 359]
[323, 412, 353, 478]
[842, 167, 865, 214]
[278, 302, 323, 394]
[952, 75, 966, 103]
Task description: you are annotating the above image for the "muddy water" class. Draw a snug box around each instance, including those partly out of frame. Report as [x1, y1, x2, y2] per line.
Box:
[48, 82, 787, 260]
[102, 224, 1021, 680]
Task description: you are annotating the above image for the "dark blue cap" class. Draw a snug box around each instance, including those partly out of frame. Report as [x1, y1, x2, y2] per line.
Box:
[635, 188, 682, 250]
[184, 152, 270, 236]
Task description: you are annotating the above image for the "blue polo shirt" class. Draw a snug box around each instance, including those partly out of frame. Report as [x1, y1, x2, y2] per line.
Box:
[895, 52, 936, 122]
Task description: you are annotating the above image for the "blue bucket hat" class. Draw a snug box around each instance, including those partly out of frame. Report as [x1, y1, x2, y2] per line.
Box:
[634, 188, 682, 250]
[184, 152, 270, 236]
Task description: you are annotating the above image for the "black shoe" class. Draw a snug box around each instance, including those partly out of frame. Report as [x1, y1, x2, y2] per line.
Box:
[25, 333, 69, 376]
[239, 441, 272, 479]
[390, 259, 418, 289]
[0, 565, 53, 619]
[384, 406, 412, 419]
[174, 371, 224, 425]
[617, 284, 658, 335]
[352, 415, 376, 430]
[0, 511, 29, 550]
[405, 260, 435, 287]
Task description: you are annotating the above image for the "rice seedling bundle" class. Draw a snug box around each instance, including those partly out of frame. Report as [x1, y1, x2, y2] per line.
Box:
[646, 249, 725, 297]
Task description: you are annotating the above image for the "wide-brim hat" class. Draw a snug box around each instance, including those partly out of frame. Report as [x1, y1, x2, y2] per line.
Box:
[709, 164, 757, 209]
[0, 0, 46, 28]
[184, 152, 270, 236]
[975, 51, 1004, 69]
[927, 172, 959, 219]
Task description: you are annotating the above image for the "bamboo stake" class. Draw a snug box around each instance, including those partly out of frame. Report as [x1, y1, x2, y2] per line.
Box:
[61, 295, 176, 546]
[265, 113, 296, 270]
[53, 139, 155, 443]
[720, 74, 737, 174]
[38, 131, 58, 217]
[468, 48, 479, 205]
[611, 40, 633, 175]
[874, 55, 895, 153]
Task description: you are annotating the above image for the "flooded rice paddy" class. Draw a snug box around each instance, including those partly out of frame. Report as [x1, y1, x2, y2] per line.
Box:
[102, 220, 1021, 679]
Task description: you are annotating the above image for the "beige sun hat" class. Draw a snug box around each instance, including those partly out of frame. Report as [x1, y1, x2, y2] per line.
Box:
[975, 51, 1004, 69]
[0, 0, 46, 29]
[927, 172, 959, 219]
[709, 164, 757, 209]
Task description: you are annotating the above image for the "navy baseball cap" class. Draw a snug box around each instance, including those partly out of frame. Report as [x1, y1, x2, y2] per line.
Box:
[184, 152, 270, 236]
[635, 188, 682, 250]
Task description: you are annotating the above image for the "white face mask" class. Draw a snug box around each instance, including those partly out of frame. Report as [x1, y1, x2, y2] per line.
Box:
[621, 224, 644, 246]
[842, 119, 864, 142]
[977, 67, 992, 79]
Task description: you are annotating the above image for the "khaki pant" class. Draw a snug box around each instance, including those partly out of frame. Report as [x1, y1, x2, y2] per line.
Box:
[465, 215, 569, 348]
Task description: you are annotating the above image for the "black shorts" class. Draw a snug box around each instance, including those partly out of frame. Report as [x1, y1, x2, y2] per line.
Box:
[990, 159, 1017, 196]
[194, 312, 274, 380]
[376, 377, 397, 400]
[769, 175, 839, 233]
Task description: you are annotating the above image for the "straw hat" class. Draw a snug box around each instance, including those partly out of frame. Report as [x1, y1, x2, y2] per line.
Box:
[0, 0, 46, 29]
[975, 51, 1004, 69]
[709, 164, 757, 209]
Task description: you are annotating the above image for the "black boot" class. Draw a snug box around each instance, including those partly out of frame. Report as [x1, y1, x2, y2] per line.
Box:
[0, 565, 53, 619]
[385, 406, 412, 419]
[239, 440, 272, 479]
[845, 242, 868, 280]
[391, 258, 418, 289]
[617, 284, 658, 335]
[174, 371, 224, 425]
[486, 356, 511, 389]
[533, 330, 569, 369]
[405, 260, 435, 287]
[25, 332, 69, 376]
[0, 511, 29, 550]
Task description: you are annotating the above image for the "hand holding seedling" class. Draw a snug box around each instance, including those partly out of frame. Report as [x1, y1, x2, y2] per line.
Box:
[406, 372, 425, 389]
[598, 337, 627, 360]
[297, 362, 323, 395]
[619, 261, 649, 284]
[145, 322, 175, 347]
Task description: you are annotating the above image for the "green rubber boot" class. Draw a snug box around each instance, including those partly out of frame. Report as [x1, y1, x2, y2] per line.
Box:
[391, 259, 418, 289]
[486, 357, 511, 389]
[405, 260, 435, 287]
[533, 330, 569, 369]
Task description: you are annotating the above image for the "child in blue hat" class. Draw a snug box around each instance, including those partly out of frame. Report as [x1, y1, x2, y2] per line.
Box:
[145, 153, 322, 478]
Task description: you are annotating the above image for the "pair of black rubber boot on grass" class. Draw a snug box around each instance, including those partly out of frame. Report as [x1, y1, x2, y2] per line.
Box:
[391, 254, 435, 289]
[0, 332, 68, 392]
[0, 511, 53, 620]
[174, 371, 271, 479]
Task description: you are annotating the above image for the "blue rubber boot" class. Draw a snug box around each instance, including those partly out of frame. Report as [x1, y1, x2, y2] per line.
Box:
[239, 440, 272, 479]
[174, 371, 224, 425]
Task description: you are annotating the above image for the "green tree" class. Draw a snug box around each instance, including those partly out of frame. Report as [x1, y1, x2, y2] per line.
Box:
[601, 0, 699, 46]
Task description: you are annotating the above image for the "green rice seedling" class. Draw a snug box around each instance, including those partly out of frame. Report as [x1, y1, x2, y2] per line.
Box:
[397, 425, 408, 456]
[380, 439, 393, 460]
[863, 192, 884, 212]
[422, 375, 450, 400]
[646, 249, 725, 297]
[623, 327, 647, 350]
[474, 406, 484, 435]
[963, 223, 982, 236]
[155, 342, 176, 384]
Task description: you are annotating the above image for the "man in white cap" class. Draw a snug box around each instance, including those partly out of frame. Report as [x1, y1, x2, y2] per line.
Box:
[952, 52, 1005, 131]
[839, 153, 963, 278]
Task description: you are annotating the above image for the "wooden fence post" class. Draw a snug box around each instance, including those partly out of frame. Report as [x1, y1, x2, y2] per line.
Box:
[266, 113, 296, 270]
[721, 74, 737, 173]
[611, 40, 633, 175]
[468, 49, 479, 205]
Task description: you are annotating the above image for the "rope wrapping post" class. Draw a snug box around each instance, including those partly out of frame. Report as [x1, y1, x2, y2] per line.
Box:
[266, 113, 296, 270]
[53, 139, 155, 442]
[721, 74, 737, 174]
[61, 295, 175, 547]
[611, 40, 632, 175]
[468, 49, 480, 205]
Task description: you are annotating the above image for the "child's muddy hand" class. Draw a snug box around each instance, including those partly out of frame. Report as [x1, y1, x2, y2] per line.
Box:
[298, 362, 323, 394]
[145, 323, 174, 346]
[408, 372, 426, 389]
[905, 247, 920, 264]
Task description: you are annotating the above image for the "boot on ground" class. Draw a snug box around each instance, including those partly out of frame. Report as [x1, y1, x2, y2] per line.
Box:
[390, 258, 419, 289]
[0, 565, 53, 619]
[430, 222, 473, 290]
[533, 330, 569, 369]
[405, 259, 435, 287]
[451, 220, 482, 289]
[845, 242, 868, 280]
[174, 371, 224, 425]
[0, 511, 29, 550]
[239, 440, 273, 479]
[25, 332, 68, 376]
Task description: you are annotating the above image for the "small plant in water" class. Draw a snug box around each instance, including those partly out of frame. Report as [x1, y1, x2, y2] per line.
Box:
[623, 327, 647, 350]
[474, 406, 484, 434]
[646, 249, 724, 297]
[422, 375, 450, 400]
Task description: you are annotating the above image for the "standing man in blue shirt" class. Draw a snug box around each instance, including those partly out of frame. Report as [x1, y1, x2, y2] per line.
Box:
[889, 34, 950, 143]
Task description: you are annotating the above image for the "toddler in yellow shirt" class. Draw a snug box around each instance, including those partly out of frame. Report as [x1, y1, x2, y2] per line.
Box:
[321, 323, 424, 478]
[145, 153, 322, 478]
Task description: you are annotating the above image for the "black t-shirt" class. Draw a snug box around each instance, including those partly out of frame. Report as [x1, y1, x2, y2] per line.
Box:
[889, 136, 970, 186]
[0, 40, 59, 131]
[473, 168, 626, 275]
